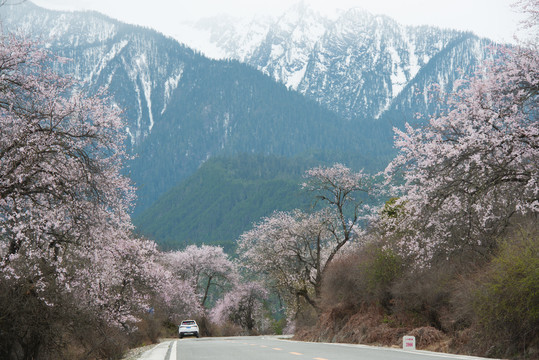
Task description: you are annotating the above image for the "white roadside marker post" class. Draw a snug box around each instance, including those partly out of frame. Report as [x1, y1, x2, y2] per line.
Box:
[403, 335, 416, 350]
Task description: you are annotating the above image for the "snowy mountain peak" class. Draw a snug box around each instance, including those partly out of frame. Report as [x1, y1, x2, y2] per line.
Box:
[181, 15, 272, 61]
[276, 1, 323, 26]
[184, 1, 492, 120]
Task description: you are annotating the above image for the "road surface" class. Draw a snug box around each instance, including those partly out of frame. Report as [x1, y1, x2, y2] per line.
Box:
[137, 336, 496, 360]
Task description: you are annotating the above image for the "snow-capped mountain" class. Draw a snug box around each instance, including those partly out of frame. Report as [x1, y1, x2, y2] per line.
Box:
[190, 3, 494, 121]
[190, 14, 273, 62]
[247, 2, 331, 90]
[1, 2, 193, 148]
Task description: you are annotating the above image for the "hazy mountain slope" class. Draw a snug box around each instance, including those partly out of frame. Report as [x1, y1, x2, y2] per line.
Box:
[135, 151, 383, 251]
[1, 2, 387, 215]
[1, 1, 195, 149]
[129, 58, 387, 212]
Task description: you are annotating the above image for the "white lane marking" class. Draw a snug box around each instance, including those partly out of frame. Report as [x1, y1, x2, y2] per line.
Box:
[170, 340, 178, 360]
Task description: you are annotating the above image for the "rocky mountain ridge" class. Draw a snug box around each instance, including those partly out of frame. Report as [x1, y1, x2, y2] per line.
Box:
[190, 3, 494, 121]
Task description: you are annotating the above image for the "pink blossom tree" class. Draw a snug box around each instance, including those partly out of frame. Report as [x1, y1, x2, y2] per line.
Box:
[384, 46, 538, 264]
[303, 164, 371, 252]
[210, 281, 268, 333]
[0, 34, 175, 357]
[238, 164, 370, 314]
[238, 210, 332, 312]
[0, 33, 133, 281]
[165, 244, 238, 309]
[153, 258, 202, 323]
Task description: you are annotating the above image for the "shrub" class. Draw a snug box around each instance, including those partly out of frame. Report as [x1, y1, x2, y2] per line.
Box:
[321, 239, 405, 312]
[271, 318, 286, 335]
[321, 251, 366, 309]
[473, 224, 539, 357]
[362, 246, 404, 309]
[390, 262, 454, 330]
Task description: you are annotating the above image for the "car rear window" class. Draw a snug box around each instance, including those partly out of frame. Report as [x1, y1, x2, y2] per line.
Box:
[181, 321, 195, 325]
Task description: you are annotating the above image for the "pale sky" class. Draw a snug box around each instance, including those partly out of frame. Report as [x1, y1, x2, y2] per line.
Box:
[31, 0, 525, 46]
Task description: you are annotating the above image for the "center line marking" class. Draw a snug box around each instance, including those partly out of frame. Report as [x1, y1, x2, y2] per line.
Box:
[272, 347, 282, 350]
[314, 358, 329, 360]
[290, 352, 303, 355]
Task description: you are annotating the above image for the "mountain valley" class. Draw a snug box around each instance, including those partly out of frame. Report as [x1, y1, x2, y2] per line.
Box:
[0, 1, 500, 249]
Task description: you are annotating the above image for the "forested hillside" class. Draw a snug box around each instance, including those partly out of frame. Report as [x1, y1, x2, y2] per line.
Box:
[128, 59, 391, 215]
[136, 155, 324, 251]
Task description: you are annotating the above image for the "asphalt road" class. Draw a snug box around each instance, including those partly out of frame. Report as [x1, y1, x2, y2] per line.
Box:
[138, 336, 495, 360]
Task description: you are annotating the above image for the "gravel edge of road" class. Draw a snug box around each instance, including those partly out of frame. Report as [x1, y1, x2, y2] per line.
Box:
[122, 338, 177, 360]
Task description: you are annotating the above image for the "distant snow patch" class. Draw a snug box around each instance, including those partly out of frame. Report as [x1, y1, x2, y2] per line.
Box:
[134, 54, 155, 132]
[86, 39, 128, 83]
[162, 67, 184, 114]
[286, 63, 308, 90]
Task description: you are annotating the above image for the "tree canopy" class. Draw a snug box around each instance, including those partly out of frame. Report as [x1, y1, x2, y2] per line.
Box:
[384, 46, 538, 263]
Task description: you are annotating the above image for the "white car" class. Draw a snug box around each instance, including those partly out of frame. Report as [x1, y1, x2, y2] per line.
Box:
[178, 320, 200, 338]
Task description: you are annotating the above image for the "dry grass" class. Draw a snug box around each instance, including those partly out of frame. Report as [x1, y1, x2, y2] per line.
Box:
[294, 304, 448, 350]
